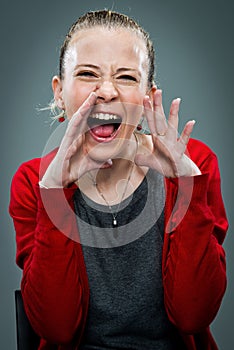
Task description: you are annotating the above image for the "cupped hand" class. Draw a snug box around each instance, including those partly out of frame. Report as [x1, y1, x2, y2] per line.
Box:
[40, 92, 111, 188]
[135, 89, 201, 178]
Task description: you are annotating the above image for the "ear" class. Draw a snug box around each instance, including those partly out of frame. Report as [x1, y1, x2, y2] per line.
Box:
[147, 84, 157, 101]
[52, 75, 64, 109]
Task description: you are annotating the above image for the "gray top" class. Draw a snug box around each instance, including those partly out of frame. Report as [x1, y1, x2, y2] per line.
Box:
[74, 169, 185, 350]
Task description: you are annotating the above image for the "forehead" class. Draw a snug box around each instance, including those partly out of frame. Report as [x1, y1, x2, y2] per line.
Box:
[66, 27, 148, 69]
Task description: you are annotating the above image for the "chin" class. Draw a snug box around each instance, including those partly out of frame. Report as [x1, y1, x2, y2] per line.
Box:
[85, 137, 129, 164]
[86, 141, 119, 163]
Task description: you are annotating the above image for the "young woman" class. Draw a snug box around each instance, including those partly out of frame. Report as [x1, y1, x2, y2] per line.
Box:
[9, 10, 228, 350]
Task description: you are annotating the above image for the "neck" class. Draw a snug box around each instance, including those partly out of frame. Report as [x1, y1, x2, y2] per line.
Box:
[91, 133, 139, 187]
[78, 133, 148, 205]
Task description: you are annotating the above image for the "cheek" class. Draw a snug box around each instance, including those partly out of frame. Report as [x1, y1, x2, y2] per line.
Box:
[127, 105, 144, 129]
[119, 89, 145, 123]
[63, 84, 94, 118]
[118, 86, 144, 105]
[120, 102, 144, 131]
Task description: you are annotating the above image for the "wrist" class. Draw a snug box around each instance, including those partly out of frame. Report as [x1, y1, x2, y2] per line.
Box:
[39, 177, 66, 189]
[38, 181, 49, 189]
[176, 156, 201, 177]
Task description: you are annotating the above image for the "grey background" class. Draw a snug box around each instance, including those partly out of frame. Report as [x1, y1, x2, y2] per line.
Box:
[1, 0, 233, 349]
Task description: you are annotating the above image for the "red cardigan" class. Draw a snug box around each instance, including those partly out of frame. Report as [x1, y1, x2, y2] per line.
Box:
[9, 138, 228, 350]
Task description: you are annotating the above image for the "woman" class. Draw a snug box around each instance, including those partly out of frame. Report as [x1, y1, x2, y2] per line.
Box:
[9, 10, 228, 350]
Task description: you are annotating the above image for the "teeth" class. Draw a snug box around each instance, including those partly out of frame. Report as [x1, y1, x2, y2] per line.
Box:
[89, 113, 120, 121]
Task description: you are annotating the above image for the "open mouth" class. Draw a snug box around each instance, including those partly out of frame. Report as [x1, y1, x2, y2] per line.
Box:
[87, 113, 122, 141]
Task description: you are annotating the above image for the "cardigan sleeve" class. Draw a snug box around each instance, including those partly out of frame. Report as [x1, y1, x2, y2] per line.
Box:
[9, 160, 89, 345]
[163, 145, 228, 334]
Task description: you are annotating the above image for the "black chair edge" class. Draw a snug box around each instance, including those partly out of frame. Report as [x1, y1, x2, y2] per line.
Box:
[15, 290, 40, 350]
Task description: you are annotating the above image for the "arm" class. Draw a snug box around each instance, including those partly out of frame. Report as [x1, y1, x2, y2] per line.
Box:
[163, 146, 228, 333]
[9, 160, 89, 345]
[9, 92, 107, 345]
[134, 88, 228, 333]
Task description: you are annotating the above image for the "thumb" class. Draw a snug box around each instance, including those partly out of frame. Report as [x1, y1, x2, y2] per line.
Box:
[134, 153, 155, 169]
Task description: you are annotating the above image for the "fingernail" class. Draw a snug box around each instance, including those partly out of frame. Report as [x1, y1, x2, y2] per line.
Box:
[144, 95, 150, 104]
[90, 92, 97, 98]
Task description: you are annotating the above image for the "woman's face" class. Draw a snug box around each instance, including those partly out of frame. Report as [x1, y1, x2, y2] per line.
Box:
[53, 27, 151, 162]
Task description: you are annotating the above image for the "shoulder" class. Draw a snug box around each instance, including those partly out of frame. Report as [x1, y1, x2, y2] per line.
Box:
[186, 138, 218, 168]
[187, 138, 215, 155]
[11, 148, 58, 187]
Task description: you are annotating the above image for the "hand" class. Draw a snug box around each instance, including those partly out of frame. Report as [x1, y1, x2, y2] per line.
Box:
[40, 92, 112, 188]
[135, 89, 201, 177]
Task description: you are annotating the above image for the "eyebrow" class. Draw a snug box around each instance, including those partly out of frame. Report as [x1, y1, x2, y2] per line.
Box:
[73, 64, 101, 71]
[115, 67, 140, 74]
[73, 64, 141, 75]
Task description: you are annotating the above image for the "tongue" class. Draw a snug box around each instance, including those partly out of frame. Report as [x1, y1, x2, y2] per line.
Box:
[91, 124, 115, 138]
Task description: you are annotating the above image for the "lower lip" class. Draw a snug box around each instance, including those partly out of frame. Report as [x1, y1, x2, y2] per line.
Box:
[89, 124, 121, 143]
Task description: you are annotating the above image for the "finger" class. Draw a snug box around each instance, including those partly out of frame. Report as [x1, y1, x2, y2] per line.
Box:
[168, 98, 180, 129]
[179, 120, 195, 147]
[61, 92, 97, 150]
[153, 89, 168, 135]
[68, 92, 97, 136]
[143, 96, 156, 134]
[166, 98, 181, 140]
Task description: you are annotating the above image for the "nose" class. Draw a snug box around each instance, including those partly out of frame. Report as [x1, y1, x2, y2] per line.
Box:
[95, 80, 118, 103]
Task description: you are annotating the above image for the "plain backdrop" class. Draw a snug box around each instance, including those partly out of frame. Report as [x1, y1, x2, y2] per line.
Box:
[1, 0, 233, 349]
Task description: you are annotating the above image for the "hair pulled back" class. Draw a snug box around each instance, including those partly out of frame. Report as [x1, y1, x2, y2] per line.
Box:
[59, 10, 155, 88]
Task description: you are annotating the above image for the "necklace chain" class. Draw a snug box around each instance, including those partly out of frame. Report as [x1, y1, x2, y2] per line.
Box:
[89, 133, 139, 227]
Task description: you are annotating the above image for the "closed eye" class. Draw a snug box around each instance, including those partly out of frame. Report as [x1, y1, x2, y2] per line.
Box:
[117, 75, 137, 82]
[76, 71, 98, 78]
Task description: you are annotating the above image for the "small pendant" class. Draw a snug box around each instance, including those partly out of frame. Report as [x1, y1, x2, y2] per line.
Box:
[113, 218, 117, 226]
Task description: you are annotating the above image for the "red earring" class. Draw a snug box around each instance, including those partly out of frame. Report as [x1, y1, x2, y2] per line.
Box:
[137, 124, 142, 131]
[58, 110, 66, 123]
